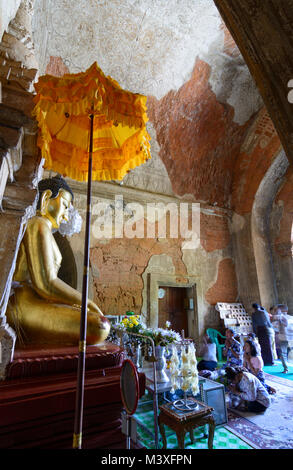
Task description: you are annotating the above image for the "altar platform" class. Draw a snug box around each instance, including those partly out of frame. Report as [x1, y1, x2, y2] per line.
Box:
[0, 342, 145, 449]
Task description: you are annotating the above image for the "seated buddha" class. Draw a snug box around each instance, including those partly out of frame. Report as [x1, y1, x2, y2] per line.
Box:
[6, 175, 110, 346]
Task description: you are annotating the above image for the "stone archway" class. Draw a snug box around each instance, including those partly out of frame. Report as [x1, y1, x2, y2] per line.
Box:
[251, 150, 289, 310]
[271, 169, 293, 313]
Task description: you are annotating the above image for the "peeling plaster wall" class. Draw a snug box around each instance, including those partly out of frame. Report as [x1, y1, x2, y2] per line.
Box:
[32, 0, 261, 122]
[28, 0, 293, 327]
[147, 60, 253, 206]
[31, 0, 262, 202]
[230, 145, 292, 315]
[32, 0, 222, 98]
[122, 121, 174, 196]
[229, 109, 290, 314]
[1, 0, 292, 357]
[229, 212, 260, 314]
[232, 108, 282, 215]
[182, 235, 237, 337]
[204, 23, 263, 126]
[66, 185, 237, 340]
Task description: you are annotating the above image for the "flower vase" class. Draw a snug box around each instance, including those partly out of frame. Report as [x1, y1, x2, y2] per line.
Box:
[154, 345, 169, 383]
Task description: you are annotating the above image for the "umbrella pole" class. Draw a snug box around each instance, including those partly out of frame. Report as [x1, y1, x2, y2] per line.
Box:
[73, 113, 94, 449]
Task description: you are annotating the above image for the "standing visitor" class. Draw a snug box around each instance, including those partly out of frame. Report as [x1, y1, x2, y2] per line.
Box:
[251, 303, 275, 365]
[271, 306, 281, 359]
[273, 304, 293, 374]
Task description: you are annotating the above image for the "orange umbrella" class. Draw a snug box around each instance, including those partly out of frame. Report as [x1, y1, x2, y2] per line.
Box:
[33, 62, 151, 449]
[33, 62, 151, 181]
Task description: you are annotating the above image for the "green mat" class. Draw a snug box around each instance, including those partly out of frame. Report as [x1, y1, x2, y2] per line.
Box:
[134, 401, 252, 450]
[203, 357, 293, 381]
[263, 359, 293, 381]
[133, 356, 293, 450]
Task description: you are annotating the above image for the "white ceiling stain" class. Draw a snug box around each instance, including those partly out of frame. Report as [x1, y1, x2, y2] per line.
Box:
[32, 0, 261, 125]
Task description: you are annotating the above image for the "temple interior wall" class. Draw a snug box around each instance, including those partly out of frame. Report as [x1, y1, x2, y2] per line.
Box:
[0, 1, 293, 375]
[271, 167, 293, 313]
[65, 182, 238, 343]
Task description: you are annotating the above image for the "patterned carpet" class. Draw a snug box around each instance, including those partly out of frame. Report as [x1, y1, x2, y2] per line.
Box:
[226, 372, 293, 449]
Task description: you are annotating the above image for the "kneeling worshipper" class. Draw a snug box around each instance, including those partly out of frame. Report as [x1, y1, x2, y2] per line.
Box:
[225, 366, 271, 413]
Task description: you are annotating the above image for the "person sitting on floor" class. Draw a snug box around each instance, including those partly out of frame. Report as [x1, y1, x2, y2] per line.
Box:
[243, 339, 276, 395]
[225, 366, 271, 413]
[247, 332, 261, 354]
[197, 333, 218, 372]
[223, 328, 243, 368]
[204, 328, 243, 381]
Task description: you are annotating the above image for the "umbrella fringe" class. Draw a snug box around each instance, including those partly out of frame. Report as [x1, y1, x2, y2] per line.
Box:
[33, 99, 147, 129]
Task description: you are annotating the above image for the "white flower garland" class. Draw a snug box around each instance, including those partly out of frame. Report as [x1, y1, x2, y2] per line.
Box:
[169, 342, 199, 396]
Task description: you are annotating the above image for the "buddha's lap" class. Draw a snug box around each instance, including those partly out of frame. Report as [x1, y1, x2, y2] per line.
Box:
[6, 285, 108, 343]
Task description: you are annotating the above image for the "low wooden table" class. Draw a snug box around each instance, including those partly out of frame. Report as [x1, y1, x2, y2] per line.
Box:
[158, 398, 215, 449]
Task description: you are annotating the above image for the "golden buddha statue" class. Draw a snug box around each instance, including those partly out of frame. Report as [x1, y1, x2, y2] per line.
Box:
[6, 175, 110, 346]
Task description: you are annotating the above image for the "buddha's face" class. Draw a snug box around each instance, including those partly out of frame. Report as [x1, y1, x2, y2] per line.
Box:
[45, 189, 72, 229]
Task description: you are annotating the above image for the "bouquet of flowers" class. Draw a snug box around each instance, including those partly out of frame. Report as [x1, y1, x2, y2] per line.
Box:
[118, 315, 143, 334]
[142, 323, 181, 347]
[115, 317, 181, 347]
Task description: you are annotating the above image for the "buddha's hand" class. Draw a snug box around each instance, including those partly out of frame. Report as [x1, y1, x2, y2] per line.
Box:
[73, 301, 104, 317]
[87, 300, 110, 335]
[87, 300, 105, 317]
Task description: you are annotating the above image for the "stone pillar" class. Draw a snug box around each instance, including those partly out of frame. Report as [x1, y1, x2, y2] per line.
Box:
[230, 212, 261, 312]
[0, 0, 41, 380]
[0, 107, 41, 381]
[273, 241, 293, 313]
[251, 150, 289, 311]
[251, 214, 277, 311]
[0, 208, 36, 379]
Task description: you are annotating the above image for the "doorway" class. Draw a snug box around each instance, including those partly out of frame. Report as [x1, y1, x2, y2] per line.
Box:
[158, 286, 189, 337]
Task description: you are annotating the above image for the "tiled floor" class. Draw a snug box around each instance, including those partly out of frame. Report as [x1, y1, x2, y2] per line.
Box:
[134, 358, 293, 450]
[135, 403, 252, 450]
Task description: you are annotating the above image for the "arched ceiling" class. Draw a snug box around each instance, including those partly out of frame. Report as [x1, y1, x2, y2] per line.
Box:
[32, 0, 262, 122]
[214, 0, 293, 166]
[30, 0, 267, 206]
